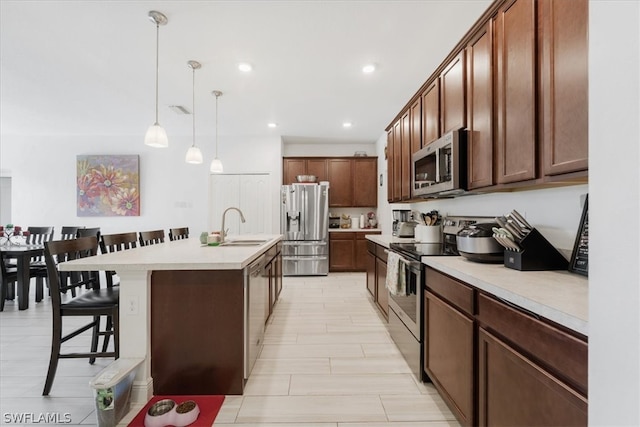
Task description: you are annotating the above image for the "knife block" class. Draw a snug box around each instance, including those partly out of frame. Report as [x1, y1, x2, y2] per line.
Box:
[503, 228, 568, 271]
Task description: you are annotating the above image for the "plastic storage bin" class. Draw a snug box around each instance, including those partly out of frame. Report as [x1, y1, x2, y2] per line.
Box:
[89, 358, 143, 427]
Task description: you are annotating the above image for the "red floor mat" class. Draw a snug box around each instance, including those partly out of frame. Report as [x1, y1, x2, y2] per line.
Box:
[128, 395, 225, 427]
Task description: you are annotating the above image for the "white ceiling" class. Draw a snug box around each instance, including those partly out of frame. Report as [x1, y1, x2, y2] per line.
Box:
[0, 0, 492, 145]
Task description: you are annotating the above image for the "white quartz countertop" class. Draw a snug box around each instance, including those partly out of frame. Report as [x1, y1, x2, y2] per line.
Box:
[423, 257, 588, 336]
[366, 234, 416, 247]
[366, 234, 588, 336]
[329, 228, 381, 233]
[59, 234, 283, 272]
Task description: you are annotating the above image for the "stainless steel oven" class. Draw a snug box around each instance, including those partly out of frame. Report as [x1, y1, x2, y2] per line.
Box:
[387, 256, 423, 380]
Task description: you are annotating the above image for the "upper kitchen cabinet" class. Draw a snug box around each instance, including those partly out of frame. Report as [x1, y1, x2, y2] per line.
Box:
[353, 158, 378, 207]
[327, 157, 378, 207]
[539, 0, 588, 176]
[401, 110, 412, 200]
[440, 52, 466, 134]
[327, 159, 353, 206]
[391, 119, 402, 202]
[495, 0, 537, 184]
[421, 80, 440, 147]
[466, 21, 495, 190]
[386, 129, 394, 202]
[410, 98, 422, 155]
[283, 158, 327, 184]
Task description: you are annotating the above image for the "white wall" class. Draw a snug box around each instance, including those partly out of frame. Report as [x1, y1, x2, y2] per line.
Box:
[589, 1, 640, 425]
[0, 133, 282, 237]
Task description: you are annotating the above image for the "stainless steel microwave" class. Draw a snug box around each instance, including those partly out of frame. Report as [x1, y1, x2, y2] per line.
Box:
[412, 129, 467, 198]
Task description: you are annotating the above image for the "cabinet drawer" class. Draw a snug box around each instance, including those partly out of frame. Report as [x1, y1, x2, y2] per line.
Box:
[425, 267, 474, 315]
[476, 292, 587, 396]
[375, 244, 388, 263]
[367, 240, 377, 255]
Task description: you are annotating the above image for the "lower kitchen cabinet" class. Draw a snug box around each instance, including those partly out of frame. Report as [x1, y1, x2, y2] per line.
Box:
[478, 328, 587, 426]
[424, 269, 475, 426]
[365, 240, 388, 319]
[330, 231, 380, 272]
[423, 266, 588, 427]
[265, 242, 282, 321]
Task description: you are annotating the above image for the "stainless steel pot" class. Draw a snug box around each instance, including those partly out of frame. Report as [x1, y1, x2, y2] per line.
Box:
[456, 222, 503, 263]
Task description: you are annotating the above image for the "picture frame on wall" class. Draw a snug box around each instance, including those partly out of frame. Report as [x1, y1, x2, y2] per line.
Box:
[76, 155, 140, 217]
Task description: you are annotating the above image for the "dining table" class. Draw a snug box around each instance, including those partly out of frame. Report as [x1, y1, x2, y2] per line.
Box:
[0, 244, 45, 310]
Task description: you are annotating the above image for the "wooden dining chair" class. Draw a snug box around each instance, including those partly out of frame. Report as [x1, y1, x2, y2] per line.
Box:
[100, 232, 138, 288]
[0, 254, 18, 311]
[42, 236, 119, 395]
[60, 226, 82, 240]
[168, 227, 189, 241]
[139, 229, 165, 246]
[76, 227, 101, 239]
[26, 226, 55, 302]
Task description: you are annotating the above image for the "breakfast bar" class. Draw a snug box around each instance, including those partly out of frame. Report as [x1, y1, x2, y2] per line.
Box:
[58, 234, 283, 407]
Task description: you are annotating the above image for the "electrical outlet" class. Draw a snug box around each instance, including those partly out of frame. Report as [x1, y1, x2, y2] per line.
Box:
[127, 296, 139, 315]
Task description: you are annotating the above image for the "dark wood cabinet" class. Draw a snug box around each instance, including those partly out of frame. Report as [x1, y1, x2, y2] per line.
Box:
[282, 158, 327, 184]
[401, 110, 411, 200]
[329, 231, 380, 272]
[466, 22, 495, 190]
[539, 0, 588, 176]
[424, 268, 475, 426]
[410, 98, 422, 155]
[284, 157, 377, 207]
[421, 80, 440, 147]
[495, 0, 537, 184]
[366, 248, 376, 297]
[392, 120, 402, 202]
[327, 159, 353, 207]
[440, 52, 466, 134]
[365, 240, 388, 320]
[478, 328, 587, 426]
[265, 243, 282, 321]
[353, 158, 378, 207]
[386, 129, 394, 202]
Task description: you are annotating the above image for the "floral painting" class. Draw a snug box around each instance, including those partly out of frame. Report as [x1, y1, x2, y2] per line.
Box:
[77, 155, 140, 216]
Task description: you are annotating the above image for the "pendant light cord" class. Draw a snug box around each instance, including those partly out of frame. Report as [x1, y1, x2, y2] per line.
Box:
[215, 94, 219, 158]
[192, 66, 196, 147]
[154, 22, 160, 125]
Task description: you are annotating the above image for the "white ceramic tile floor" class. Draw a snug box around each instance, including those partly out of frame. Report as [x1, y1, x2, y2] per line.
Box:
[0, 272, 459, 427]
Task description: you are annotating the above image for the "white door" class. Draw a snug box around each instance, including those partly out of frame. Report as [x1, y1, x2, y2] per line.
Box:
[209, 174, 272, 236]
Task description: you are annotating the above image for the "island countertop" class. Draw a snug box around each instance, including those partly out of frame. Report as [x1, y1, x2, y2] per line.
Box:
[59, 234, 283, 271]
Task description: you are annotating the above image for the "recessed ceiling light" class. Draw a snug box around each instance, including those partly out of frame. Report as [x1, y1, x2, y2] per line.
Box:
[362, 64, 376, 74]
[268, 122, 278, 128]
[238, 62, 252, 72]
[343, 122, 352, 128]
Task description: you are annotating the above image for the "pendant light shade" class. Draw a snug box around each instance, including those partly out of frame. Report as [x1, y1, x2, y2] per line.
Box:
[210, 90, 224, 173]
[145, 10, 169, 148]
[185, 60, 203, 164]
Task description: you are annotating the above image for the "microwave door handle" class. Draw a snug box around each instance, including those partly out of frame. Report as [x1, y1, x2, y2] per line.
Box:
[435, 149, 441, 183]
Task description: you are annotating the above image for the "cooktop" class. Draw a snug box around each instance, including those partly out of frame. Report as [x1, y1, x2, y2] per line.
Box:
[389, 242, 452, 260]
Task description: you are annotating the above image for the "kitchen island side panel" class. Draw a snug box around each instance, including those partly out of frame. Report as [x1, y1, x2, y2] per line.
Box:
[151, 269, 245, 395]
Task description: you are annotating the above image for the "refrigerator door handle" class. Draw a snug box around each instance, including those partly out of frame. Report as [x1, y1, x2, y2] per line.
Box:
[282, 255, 328, 261]
[282, 241, 327, 246]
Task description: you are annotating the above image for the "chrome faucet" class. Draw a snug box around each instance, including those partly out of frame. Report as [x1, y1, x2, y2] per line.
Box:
[220, 207, 246, 243]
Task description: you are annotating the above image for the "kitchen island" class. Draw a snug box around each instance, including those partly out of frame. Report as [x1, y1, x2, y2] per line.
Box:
[58, 234, 282, 406]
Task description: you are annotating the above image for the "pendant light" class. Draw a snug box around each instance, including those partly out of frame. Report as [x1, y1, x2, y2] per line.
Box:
[185, 60, 203, 164]
[145, 10, 169, 148]
[210, 90, 224, 173]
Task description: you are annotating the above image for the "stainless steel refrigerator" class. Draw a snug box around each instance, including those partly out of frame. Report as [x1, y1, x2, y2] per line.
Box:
[281, 183, 329, 276]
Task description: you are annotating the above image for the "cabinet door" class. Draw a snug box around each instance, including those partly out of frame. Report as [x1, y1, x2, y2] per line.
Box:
[422, 80, 440, 146]
[327, 159, 353, 207]
[424, 291, 474, 426]
[440, 52, 466, 134]
[495, 0, 537, 184]
[306, 159, 328, 182]
[283, 158, 306, 184]
[392, 120, 402, 202]
[386, 129, 394, 202]
[539, 0, 588, 176]
[366, 250, 376, 297]
[410, 98, 422, 154]
[478, 328, 587, 426]
[375, 257, 388, 318]
[354, 234, 369, 272]
[353, 158, 377, 207]
[400, 110, 411, 200]
[466, 22, 495, 189]
[329, 232, 355, 271]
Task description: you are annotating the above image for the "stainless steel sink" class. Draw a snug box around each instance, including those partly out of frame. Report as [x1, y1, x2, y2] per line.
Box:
[220, 239, 268, 247]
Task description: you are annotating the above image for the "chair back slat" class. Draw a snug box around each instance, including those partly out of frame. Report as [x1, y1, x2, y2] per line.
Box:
[100, 232, 138, 253]
[168, 227, 189, 241]
[44, 237, 100, 311]
[61, 226, 82, 240]
[139, 230, 165, 246]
